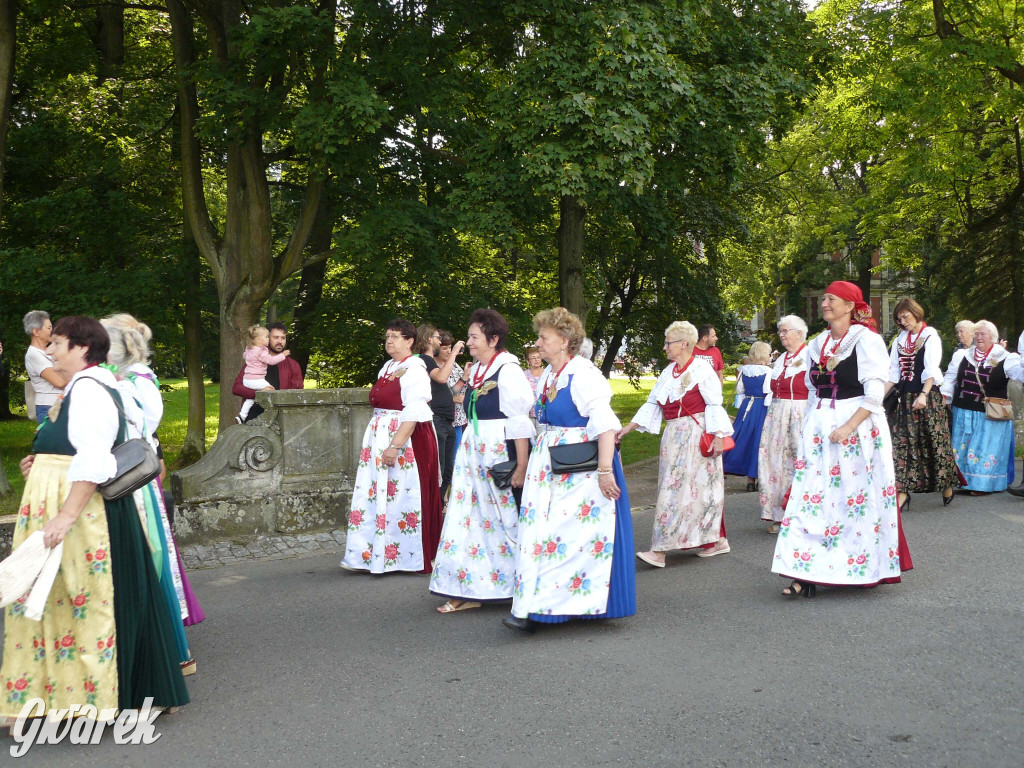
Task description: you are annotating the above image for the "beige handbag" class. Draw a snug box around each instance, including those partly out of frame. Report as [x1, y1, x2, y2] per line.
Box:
[972, 367, 1014, 421]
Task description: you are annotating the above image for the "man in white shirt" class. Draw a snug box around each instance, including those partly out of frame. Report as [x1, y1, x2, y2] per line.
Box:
[23, 310, 66, 422]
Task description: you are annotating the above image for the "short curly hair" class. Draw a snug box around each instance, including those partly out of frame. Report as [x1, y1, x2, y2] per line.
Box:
[749, 341, 771, 365]
[534, 307, 585, 354]
[664, 321, 697, 347]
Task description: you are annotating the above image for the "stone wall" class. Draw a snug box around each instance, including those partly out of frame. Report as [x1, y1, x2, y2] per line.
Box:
[170, 388, 372, 545]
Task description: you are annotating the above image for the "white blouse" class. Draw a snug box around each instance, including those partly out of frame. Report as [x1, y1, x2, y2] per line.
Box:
[376, 356, 433, 423]
[539, 356, 621, 440]
[113, 363, 164, 451]
[463, 351, 537, 441]
[887, 326, 943, 386]
[630, 357, 733, 437]
[805, 326, 889, 414]
[62, 367, 120, 484]
[736, 363, 774, 405]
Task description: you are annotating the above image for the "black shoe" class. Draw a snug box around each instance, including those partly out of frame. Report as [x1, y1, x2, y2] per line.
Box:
[782, 580, 815, 599]
[502, 616, 535, 634]
[745, 482, 755, 492]
[943, 489, 954, 506]
[1008, 485, 1024, 498]
[898, 494, 911, 512]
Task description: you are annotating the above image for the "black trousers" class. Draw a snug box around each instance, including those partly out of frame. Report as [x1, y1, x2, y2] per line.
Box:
[434, 416, 456, 502]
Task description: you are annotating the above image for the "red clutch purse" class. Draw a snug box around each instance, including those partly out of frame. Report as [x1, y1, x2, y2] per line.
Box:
[699, 432, 735, 457]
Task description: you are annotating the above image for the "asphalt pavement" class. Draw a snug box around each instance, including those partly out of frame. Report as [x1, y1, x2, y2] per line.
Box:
[3, 462, 1024, 768]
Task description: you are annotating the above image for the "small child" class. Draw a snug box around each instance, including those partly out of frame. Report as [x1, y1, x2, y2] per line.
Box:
[237, 325, 290, 423]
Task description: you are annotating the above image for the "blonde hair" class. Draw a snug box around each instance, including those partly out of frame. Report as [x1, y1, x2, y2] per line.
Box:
[247, 325, 269, 346]
[101, 313, 153, 373]
[533, 307, 585, 354]
[749, 341, 771, 365]
[664, 321, 698, 347]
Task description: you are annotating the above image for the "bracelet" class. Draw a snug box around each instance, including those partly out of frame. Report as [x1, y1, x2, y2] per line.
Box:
[388, 444, 401, 450]
[597, 468, 613, 475]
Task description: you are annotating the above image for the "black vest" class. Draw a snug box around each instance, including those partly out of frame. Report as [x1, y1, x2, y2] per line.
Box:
[811, 349, 865, 402]
[953, 357, 1009, 412]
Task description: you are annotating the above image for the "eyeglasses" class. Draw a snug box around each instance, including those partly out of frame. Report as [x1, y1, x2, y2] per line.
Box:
[663, 339, 685, 348]
[778, 329, 797, 336]
[384, 334, 406, 341]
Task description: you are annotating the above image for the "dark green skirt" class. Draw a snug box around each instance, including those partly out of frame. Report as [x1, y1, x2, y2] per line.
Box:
[106, 496, 190, 710]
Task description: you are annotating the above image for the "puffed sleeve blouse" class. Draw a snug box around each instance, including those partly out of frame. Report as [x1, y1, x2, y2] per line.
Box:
[630, 357, 733, 437]
[940, 348, 967, 401]
[887, 326, 943, 386]
[65, 367, 120, 484]
[494, 353, 537, 441]
[388, 356, 433, 424]
[547, 356, 621, 440]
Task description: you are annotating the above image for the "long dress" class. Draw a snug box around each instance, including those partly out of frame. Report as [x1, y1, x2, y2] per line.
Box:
[1, 367, 189, 717]
[758, 347, 810, 523]
[630, 357, 734, 551]
[885, 327, 959, 495]
[430, 352, 535, 601]
[512, 356, 636, 622]
[942, 344, 1020, 493]
[771, 327, 913, 587]
[342, 356, 442, 574]
[723, 364, 772, 478]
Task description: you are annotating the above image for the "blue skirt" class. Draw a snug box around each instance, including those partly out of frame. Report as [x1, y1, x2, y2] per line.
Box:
[530, 457, 637, 623]
[952, 407, 1014, 492]
[723, 397, 768, 478]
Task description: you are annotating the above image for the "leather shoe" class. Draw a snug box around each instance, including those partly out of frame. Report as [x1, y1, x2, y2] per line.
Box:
[1008, 485, 1024, 498]
[502, 615, 535, 634]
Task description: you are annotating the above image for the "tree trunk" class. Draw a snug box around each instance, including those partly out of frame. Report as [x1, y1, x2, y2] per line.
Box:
[0, 347, 11, 420]
[291, 197, 333, 374]
[558, 194, 587, 324]
[0, 0, 16, 228]
[177, 215, 206, 467]
[92, 7, 124, 83]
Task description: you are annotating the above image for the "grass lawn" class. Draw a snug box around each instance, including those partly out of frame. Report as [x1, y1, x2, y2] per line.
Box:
[0, 375, 739, 516]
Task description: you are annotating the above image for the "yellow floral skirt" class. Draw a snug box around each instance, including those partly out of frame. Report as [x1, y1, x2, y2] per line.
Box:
[1, 454, 119, 717]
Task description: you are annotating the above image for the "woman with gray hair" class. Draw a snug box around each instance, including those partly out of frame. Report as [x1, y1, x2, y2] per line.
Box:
[618, 320, 734, 566]
[757, 315, 810, 532]
[23, 310, 65, 423]
[102, 313, 204, 674]
[941, 319, 1020, 494]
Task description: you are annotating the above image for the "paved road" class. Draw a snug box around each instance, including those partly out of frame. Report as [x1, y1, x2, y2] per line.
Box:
[4, 471, 1024, 767]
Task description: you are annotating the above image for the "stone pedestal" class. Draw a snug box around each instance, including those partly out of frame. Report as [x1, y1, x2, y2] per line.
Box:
[170, 388, 372, 544]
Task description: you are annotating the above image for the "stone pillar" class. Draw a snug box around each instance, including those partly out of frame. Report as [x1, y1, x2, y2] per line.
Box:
[170, 388, 372, 544]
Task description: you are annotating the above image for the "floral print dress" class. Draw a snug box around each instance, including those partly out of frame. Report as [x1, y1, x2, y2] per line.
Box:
[758, 348, 809, 523]
[430, 352, 535, 601]
[629, 358, 734, 551]
[342, 356, 441, 573]
[771, 327, 912, 587]
[512, 357, 636, 621]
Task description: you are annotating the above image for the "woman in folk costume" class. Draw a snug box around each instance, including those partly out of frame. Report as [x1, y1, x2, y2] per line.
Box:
[940, 319, 1020, 495]
[757, 315, 810, 533]
[883, 298, 958, 509]
[430, 309, 535, 613]
[504, 308, 636, 633]
[618, 321, 734, 567]
[341, 319, 442, 574]
[723, 341, 773, 491]
[771, 282, 913, 598]
[102, 313, 202, 677]
[1, 317, 187, 721]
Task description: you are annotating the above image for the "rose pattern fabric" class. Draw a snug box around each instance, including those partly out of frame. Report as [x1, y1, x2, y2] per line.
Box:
[342, 408, 425, 573]
[771, 399, 903, 585]
[429, 420, 518, 600]
[887, 390, 959, 494]
[514, 426, 617, 617]
[648, 416, 725, 550]
[757, 398, 808, 523]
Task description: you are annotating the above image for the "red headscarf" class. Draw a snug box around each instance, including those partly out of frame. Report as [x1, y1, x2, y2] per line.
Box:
[824, 281, 877, 332]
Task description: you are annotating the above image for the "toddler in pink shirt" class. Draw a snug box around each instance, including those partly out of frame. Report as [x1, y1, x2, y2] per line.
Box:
[237, 325, 290, 422]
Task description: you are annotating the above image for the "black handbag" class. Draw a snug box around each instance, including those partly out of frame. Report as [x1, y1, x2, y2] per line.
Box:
[883, 384, 902, 422]
[489, 459, 517, 489]
[85, 381, 162, 500]
[548, 441, 599, 474]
